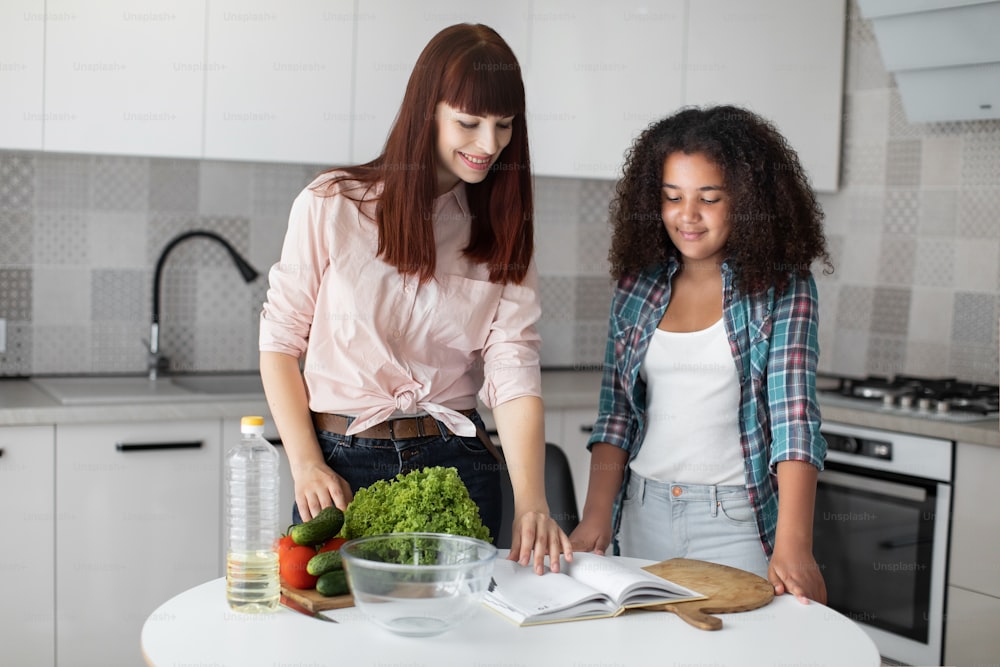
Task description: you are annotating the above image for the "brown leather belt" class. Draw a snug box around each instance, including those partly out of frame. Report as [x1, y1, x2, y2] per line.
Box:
[312, 409, 478, 440]
[311, 409, 504, 464]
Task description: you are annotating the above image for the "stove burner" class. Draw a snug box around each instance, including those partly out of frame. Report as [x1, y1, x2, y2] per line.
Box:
[817, 373, 999, 420]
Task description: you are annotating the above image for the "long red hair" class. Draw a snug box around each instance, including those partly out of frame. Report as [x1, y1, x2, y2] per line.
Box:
[316, 23, 533, 284]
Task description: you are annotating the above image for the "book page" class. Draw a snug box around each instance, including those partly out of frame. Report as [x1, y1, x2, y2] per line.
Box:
[483, 558, 618, 623]
[560, 553, 703, 607]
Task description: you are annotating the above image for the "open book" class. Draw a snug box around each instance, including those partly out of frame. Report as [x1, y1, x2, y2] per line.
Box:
[482, 552, 705, 626]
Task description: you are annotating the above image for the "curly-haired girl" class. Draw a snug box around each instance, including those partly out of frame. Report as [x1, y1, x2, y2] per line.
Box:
[571, 105, 832, 603]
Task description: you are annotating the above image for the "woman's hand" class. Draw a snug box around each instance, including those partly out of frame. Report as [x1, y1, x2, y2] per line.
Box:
[293, 461, 353, 520]
[568, 516, 613, 555]
[508, 510, 574, 575]
[768, 545, 827, 604]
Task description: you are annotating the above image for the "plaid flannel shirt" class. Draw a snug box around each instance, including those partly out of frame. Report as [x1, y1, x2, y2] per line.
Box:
[588, 258, 827, 556]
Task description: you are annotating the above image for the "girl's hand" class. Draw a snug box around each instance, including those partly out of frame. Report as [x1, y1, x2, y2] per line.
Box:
[508, 510, 574, 575]
[768, 545, 827, 604]
[293, 461, 353, 520]
[568, 516, 613, 555]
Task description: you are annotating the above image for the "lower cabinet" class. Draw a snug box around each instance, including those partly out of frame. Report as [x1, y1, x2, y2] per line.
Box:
[553, 408, 598, 518]
[55, 420, 222, 667]
[944, 586, 1000, 667]
[0, 425, 55, 666]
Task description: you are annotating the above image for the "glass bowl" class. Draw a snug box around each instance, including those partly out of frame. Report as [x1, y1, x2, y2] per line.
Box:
[340, 532, 497, 637]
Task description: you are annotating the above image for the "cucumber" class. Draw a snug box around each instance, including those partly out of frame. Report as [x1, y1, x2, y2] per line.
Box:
[316, 569, 349, 597]
[290, 506, 344, 546]
[306, 550, 344, 577]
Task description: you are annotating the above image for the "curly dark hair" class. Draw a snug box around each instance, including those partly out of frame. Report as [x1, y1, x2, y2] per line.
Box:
[609, 105, 832, 295]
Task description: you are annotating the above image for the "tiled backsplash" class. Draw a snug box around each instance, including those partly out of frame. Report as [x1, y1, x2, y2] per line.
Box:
[1, 3, 998, 383]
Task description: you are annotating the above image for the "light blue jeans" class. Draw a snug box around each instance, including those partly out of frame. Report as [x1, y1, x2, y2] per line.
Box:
[618, 473, 770, 578]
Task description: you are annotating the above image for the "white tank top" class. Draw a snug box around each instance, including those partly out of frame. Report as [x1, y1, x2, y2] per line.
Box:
[630, 318, 745, 486]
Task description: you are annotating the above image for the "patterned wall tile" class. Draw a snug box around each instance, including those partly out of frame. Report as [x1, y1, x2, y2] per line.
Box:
[0, 210, 32, 266]
[31, 325, 90, 374]
[148, 159, 198, 212]
[578, 179, 615, 226]
[35, 153, 92, 210]
[538, 275, 576, 323]
[196, 267, 254, 323]
[199, 161, 253, 218]
[877, 236, 916, 286]
[157, 323, 196, 372]
[871, 286, 911, 336]
[843, 91, 890, 143]
[573, 320, 609, 370]
[91, 269, 146, 321]
[91, 321, 145, 373]
[847, 189, 885, 230]
[0, 268, 32, 320]
[537, 321, 575, 368]
[87, 211, 147, 268]
[907, 287, 953, 342]
[950, 342, 999, 384]
[836, 285, 874, 330]
[956, 188, 1000, 239]
[0, 153, 35, 212]
[913, 238, 954, 288]
[885, 139, 921, 187]
[953, 239, 1000, 292]
[0, 321, 31, 375]
[918, 190, 956, 235]
[844, 3, 892, 92]
[887, 89, 924, 139]
[33, 209, 87, 266]
[882, 189, 919, 235]
[192, 322, 255, 371]
[919, 136, 962, 187]
[866, 334, 907, 376]
[904, 341, 950, 378]
[574, 276, 614, 321]
[837, 232, 882, 284]
[829, 329, 870, 377]
[536, 221, 579, 276]
[952, 292, 998, 345]
[91, 155, 149, 211]
[576, 224, 612, 277]
[158, 267, 198, 323]
[251, 163, 316, 215]
[961, 130, 1000, 187]
[841, 143, 886, 188]
[535, 177, 583, 226]
[31, 267, 90, 326]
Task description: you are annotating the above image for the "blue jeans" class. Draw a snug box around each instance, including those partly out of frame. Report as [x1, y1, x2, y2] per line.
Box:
[618, 473, 770, 578]
[293, 411, 502, 544]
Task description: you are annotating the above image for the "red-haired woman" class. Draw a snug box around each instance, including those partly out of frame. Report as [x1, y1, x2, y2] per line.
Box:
[260, 23, 571, 572]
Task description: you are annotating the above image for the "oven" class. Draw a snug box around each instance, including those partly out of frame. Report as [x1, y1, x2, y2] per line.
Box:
[813, 421, 953, 666]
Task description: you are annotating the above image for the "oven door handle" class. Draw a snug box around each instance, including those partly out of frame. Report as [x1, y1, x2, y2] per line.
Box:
[819, 468, 929, 503]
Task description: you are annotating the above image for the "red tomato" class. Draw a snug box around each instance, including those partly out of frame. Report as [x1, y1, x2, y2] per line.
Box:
[317, 537, 347, 553]
[275, 534, 296, 554]
[280, 545, 318, 589]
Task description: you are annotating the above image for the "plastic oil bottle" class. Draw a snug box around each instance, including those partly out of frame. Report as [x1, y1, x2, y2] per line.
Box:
[225, 415, 280, 612]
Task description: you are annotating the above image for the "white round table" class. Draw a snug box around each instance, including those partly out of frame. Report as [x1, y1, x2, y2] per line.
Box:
[142, 557, 880, 667]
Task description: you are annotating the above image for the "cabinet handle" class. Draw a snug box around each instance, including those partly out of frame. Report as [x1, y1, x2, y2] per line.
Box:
[115, 440, 203, 452]
[267, 438, 283, 447]
[579, 424, 594, 433]
[0, 448, 4, 458]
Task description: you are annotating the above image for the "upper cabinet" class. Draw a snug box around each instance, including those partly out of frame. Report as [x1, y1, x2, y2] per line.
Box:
[684, 0, 846, 192]
[351, 0, 531, 164]
[523, 1, 686, 180]
[43, 0, 206, 158]
[8, 1, 846, 189]
[0, 0, 44, 150]
[204, 0, 355, 165]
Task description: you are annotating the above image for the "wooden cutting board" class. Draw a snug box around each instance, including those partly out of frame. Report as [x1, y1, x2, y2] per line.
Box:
[280, 579, 354, 612]
[641, 558, 774, 631]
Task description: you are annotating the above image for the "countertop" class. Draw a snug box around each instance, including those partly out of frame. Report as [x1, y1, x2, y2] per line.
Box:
[2, 370, 998, 448]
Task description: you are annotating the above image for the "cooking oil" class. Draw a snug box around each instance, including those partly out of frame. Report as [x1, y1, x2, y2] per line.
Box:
[226, 550, 280, 612]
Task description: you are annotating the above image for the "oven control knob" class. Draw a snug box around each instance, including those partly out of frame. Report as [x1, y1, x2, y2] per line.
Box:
[898, 394, 913, 409]
[882, 394, 896, 408]
[936, 400, 951, 414]
[917, 397, 932, 412]
[841, 436, 860, 454]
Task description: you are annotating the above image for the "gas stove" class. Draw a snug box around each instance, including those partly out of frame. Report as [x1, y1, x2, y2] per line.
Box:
[816, 373, 1000, 423]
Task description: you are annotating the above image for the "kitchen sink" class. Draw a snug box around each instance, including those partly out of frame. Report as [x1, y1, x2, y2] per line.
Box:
[32, 373, 265, 405]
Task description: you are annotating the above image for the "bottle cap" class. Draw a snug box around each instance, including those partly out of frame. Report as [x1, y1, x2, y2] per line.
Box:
[240, 416, 266, 434]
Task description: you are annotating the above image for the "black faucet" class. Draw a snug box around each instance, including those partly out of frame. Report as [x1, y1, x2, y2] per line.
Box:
[148, 230, 259, 380]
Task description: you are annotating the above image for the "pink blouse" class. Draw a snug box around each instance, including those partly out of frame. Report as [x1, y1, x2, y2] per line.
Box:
[259, 174, 542, 437]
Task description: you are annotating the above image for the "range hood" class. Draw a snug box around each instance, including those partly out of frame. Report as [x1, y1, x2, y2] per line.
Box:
[858, 0, 1000, 122]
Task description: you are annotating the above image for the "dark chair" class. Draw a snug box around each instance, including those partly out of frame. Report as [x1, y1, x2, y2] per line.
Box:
[495, 442, 580, 549]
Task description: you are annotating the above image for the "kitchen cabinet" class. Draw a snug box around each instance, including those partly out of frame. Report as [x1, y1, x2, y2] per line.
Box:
[684, 0, 846, 192]
[0, 0, 44, 150]
[945, 441, 1000, 665]
[204, 0, 354, 165]
[43, 0, 206, 158]
[522, 0, 686, 180]
[55, 419, 222, 667]
[0, 425, 55, 666]
[351, 0, 531, 163]
[549, 408, 598, 516]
